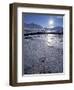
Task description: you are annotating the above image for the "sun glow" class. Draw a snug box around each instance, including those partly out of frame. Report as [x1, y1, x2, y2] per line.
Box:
[48, 19, 54, 28]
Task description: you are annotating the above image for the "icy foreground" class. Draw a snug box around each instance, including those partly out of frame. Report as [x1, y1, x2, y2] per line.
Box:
[23, 34, 63, 75]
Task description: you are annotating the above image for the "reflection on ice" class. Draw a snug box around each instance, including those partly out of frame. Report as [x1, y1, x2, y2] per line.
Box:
[47, 34, 63, 48]
[23, 34, 63, 74]
[47, 34, 53, 46]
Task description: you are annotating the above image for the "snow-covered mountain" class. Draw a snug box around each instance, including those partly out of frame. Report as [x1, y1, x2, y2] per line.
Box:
[24, 23, 43, 29]
[24, 23, 63, 34]
[45, 27, 63, 33]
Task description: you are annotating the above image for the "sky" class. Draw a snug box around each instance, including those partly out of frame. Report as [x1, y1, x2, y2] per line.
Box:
[22, 13, 63, 28]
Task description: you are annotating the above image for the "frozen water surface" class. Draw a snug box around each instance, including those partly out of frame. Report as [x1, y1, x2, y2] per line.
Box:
[23, 34, 63, 75]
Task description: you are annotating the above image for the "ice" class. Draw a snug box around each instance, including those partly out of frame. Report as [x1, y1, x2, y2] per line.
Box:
[23, 34, 63, 75]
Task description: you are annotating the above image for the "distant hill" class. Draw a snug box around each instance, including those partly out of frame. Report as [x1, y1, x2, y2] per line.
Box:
[24, 23, 63, 34]
[24, 23, 43, 29]
[45, 27, 63, 33]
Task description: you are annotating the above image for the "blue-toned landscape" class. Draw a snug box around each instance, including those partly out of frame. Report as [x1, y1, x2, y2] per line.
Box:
[22, 13, 63, 75]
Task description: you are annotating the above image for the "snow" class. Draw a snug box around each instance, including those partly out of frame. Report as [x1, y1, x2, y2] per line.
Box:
[23, 34, 63, 75]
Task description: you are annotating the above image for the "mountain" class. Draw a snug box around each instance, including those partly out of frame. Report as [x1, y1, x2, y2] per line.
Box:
[45, 27, 63, 33]
[24, 23, 63, 34]
[24, 23, 43, 29]
[53, 27, 63, 32]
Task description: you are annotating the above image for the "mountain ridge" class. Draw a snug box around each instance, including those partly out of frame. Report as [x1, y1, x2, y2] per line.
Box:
[24, 23, 63, 34]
